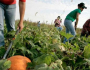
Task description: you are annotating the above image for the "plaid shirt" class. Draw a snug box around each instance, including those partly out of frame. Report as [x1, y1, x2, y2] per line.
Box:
[54, 19, 62, 27]
[82, 19, 90, 34]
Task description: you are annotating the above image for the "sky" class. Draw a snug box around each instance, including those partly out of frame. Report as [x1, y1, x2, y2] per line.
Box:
[16, 0, 90, 28]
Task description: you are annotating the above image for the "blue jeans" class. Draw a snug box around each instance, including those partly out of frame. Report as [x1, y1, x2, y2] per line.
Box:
[56, 26, 63, 31]
[63, 19, 76, 43]
[0, 3, 16, 47]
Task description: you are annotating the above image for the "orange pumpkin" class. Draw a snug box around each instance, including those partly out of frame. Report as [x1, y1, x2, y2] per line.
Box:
[7, 55, 31, 70]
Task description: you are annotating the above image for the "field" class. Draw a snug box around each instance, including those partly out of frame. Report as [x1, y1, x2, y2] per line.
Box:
[0, 20, 90, 70]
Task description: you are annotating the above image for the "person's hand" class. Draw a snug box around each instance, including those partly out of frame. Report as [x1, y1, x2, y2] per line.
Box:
[17, 22, 24, 32]
[60, 19, 62, 22]
[86, 31, 88, 34]
[75, 25, 77, 30]
[56, 21, 58, 24]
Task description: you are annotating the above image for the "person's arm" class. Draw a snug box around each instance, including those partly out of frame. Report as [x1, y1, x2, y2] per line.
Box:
[18, 1, 26, 32]
[60, 19, 62, 25]
[54, 19, 56, 24]
[75, 13, 80, 29]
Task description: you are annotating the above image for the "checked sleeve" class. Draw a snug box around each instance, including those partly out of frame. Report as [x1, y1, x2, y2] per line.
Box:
[83, 19, 90, 32]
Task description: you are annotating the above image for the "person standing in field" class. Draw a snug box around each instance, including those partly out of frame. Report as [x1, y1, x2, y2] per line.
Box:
[63, 2, 87, 43]
[37, 21, 40, 27]
[54, 16, 63, 31]
[0, 0, 26, 47]
[81, 19, 90, 37]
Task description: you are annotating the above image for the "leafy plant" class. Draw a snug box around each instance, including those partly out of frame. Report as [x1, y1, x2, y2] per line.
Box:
[0, 59, 11, 70]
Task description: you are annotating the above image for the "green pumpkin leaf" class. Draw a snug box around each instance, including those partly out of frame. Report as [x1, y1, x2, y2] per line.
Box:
[0, 59, 11, 70]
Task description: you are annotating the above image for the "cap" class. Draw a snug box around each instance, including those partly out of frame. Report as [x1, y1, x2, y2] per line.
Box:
[78, 2, 87, 9]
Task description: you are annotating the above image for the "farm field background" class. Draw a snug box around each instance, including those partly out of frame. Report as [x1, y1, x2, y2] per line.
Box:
[0, 20, 90, 70]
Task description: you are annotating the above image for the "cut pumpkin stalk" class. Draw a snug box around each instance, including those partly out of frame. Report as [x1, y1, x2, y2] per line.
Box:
[12, 38, 15, 40]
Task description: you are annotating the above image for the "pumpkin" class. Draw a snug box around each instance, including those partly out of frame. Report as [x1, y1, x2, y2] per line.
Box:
[7, 55, 31, 70]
